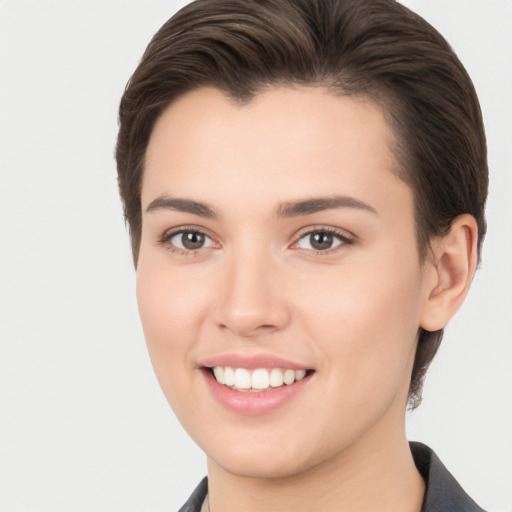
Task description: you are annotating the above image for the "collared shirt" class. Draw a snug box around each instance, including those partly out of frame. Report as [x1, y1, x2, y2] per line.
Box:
[178, 442, 486, 512]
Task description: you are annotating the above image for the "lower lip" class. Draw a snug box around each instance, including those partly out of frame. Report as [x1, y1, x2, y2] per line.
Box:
[202, 370, 312, 416]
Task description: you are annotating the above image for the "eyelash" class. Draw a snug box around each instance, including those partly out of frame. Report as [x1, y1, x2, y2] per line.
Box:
[158, 225, 355, 256]
[293, 226, 355, 254]
[158, 225, 218, 256]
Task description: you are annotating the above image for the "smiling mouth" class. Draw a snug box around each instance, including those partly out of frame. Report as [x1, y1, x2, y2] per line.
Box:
[207, 366, 314, 392]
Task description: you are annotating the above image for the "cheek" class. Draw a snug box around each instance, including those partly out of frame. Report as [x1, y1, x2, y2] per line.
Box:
[135, 258, 209, 400]
[293, 252, 423, 399]
[136, 250, 212, 336]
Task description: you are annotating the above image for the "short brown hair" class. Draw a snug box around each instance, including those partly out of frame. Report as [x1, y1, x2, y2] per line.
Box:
[116, 0, 488, 408]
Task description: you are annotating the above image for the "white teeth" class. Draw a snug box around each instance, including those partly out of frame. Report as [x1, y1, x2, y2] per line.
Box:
[211, 366, 309, 391]
[224, 367, 235, 386]
[295, 369, 306, 381]
[251, 369, 270, 390]
[234, 368, 251, 389]
[269, 368, 284, 387]
[283, 369, 295, 385]
[213, 367, 225, 385]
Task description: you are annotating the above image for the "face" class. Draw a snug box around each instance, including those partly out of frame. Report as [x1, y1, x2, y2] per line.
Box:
[137, 87, 432, 479]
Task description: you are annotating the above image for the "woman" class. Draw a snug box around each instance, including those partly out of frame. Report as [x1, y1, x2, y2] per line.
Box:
[116, 0, 487, 510]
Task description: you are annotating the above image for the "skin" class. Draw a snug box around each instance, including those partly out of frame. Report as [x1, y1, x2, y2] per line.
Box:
[136, 86, 477, 512]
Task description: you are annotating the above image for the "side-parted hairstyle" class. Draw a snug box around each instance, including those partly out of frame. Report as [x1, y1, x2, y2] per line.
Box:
[116, 0, 488, 407]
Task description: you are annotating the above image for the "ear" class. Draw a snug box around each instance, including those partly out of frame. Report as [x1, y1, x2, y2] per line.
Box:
[419, 214, 479, 332]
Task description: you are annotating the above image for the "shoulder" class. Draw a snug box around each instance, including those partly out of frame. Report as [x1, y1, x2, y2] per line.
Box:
[410, 442, 486, 512]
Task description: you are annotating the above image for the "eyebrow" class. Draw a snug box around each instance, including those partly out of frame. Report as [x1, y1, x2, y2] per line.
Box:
[145, 194, 377, 219]
[275, 195, 378, 218]
[145, 196, 219, 219]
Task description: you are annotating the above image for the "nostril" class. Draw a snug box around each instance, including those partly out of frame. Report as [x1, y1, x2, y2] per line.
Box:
[215, 320, 281, 338]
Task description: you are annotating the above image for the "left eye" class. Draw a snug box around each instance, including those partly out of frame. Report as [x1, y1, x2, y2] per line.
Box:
[169, 230, 214, 251]
[297, 231, 346, 251]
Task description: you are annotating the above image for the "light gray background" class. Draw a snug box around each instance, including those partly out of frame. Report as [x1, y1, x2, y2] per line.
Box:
[0, 1, 510, 511]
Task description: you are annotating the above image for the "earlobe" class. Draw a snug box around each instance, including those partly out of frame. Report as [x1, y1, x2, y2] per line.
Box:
[419, 214, 478, 332]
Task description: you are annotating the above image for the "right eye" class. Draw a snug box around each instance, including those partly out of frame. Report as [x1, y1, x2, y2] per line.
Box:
[163, 230, 215, 253]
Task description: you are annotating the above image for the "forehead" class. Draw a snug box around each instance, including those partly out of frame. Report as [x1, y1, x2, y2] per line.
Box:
[142, 86, 409, 220]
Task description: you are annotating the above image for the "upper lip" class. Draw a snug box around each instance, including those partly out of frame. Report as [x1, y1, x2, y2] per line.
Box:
[200, 353, 311, 370]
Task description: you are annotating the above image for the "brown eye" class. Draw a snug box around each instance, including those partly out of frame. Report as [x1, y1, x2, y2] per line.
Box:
[169, 230, 213, 251]
[311, 232, 333, 250]
[297, 231, 346, 251]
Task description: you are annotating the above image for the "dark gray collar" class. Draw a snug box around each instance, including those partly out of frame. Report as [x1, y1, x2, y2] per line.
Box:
[178, 477, 208, 512]
[410, 442, 485, 512]
[179, 442, 485, 512]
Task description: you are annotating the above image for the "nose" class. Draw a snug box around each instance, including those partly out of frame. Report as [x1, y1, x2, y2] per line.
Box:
[213, 249, 291, 338]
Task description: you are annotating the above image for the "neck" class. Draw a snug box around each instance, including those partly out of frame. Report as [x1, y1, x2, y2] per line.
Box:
[206, 428, 425, 512]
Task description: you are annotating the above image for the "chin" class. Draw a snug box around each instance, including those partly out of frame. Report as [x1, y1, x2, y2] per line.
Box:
[212, 453, 312, 480]
[203, 431, 332, 481]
